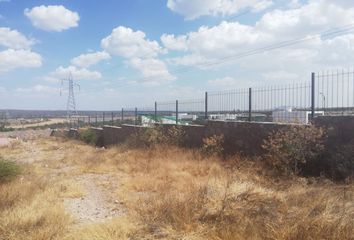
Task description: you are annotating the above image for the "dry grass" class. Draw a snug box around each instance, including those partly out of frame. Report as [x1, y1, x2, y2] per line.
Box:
[0, 137, 353, 240]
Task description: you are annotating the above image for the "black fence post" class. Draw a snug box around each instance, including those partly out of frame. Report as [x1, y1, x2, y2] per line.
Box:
[205, 92, 208, 120]
[154, 101, 157, 123]
[95, 114, 97, 127]
[77, 117, 80, 129]
[176, 100, 179, 125]
[135, 107, 138, 125]
[88, 115, 91, 127]
[103, 112, 105, 126]
[111, 112, 114, 126]
[311, 72, 315, 121]
[248, 88, 252, 122]
[121, 108, 124, 124]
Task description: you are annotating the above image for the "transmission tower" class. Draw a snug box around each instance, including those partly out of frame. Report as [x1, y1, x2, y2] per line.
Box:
[61, 73, 80, 125]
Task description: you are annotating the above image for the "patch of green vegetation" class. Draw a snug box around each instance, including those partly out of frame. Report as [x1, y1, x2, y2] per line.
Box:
[0, 157, 22, 183]
[79, 129, 97, 145]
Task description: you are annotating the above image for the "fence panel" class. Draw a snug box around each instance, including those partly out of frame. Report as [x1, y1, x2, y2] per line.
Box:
[252, 82, 312, 124]
[207, 89, 250, 122]
[155, 101, 177, 125]
[315, 69, 354, 115]
[178, 98, 205, 125]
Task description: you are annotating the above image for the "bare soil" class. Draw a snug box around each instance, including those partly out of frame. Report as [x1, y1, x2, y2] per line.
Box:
[64, 173, 124, 225]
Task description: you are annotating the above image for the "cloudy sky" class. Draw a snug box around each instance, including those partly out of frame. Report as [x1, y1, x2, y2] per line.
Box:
[0, 0, 354, 110]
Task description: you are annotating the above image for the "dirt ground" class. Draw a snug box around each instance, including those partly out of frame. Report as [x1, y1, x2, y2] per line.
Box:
[0, 133, 353, 240]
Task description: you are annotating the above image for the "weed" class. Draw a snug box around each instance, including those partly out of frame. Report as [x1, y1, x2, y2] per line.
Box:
[202, 134, 224, 156]
[0, 157, 21, 183]
[79, 128, 97, 145]
[263, 125, 326, 176]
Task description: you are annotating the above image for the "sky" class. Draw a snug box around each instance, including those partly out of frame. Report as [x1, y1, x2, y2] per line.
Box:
[0, 0, 354, 110]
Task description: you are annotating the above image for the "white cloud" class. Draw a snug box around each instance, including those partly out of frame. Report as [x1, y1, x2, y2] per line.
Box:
[208, 76, 238, 87]
[167, 54, 208, 68]
[0, 27, 35, 49]
[16, 85, 57, 94]
[256, 1, 354, 37]
[165, 21, 273, 63]
[128, 58, 176, 85]
[71, 51, 111, 68]
[262, 71, 299, 81]
[167, 0, 273, 20]
[164, 0, 354, 76]
[101, 26, 175, 84]
[24, 5, 79, 32]
[161, 34, 188, 51]
[51, 66, 102, 80]
[101, 26, 163, 58]
[0, 49, 42, 73]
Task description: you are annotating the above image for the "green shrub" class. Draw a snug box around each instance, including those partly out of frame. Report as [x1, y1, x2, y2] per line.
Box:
[0, 158, 21, 183]
[79, 129, 97, 145]
[262, 125, 326, 176]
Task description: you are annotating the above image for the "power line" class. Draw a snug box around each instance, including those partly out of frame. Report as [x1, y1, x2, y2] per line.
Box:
[108, 23, 354, 88]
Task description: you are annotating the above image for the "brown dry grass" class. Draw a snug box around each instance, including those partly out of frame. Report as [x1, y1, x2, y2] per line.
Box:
[0, 137, 353, 240]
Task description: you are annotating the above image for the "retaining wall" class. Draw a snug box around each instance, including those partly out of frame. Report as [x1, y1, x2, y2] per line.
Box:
[67, 128, 79, 139]
[155, 124, 206, 148]
[102, 125, 151, 146]
[314, 116, 354, 151]
[66, 116, 354, 157]
[205, 121, 291, 155]
[90, 127, 104, 147]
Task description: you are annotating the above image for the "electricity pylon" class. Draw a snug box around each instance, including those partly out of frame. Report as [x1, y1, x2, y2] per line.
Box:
[60, 73, 80, 127]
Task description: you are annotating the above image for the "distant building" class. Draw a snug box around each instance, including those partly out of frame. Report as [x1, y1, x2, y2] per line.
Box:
[140, 114, 196, 126]
[272, 108, 324, 124]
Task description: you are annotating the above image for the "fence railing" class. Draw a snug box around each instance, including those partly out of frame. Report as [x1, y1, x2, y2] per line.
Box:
[69, 68, 354, 128]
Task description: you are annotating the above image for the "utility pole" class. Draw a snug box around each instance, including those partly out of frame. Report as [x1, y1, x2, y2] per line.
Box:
[61, 73, 80, 128]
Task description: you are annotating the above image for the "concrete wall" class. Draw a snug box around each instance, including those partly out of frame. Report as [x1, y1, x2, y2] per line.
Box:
[155, 124, 206, 148]
[65, 116, 354, 157]
[102, 126, 122, 146]
[102, 125, 151, 146]
[205, 121, 291, 155]
[98, 122, 291, 155]
[314, 116, 354, 151]
[67, 128, 79, 139]
[90, 127, 104, 147]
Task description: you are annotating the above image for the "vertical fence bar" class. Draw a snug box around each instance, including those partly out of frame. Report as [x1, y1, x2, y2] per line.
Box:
[95, 114, 97, 127]
[103, 112, 105, 126]
[248, 88, 252, 122]
[205, 92, 208, 120]
[121, 108, 124, 124]
[77, 117, 80, 129]
[88, 115, 91, 127]
[135, 107, 138, 125]
[311, 72, 315, 120]
[176, 100, 179, 125]
[154, 101, 157, 123]
[111, 112, 114, 126]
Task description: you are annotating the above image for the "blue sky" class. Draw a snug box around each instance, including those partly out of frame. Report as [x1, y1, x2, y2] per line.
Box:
[0, 0, 354, 110]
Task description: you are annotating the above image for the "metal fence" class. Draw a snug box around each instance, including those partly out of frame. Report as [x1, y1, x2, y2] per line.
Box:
[71, 68, 354, 127]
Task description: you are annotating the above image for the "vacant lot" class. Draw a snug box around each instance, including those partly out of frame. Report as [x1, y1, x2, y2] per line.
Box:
[0, 136, 353, 240]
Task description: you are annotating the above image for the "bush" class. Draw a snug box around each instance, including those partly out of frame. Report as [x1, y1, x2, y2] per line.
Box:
[125, 125, 185, 148]
[79, 129, 97, 145]
[125, 128, 160, 148]
[202, 135, 224, 157]
[0, 158, 21, 183]
[262, 125, 326, 176]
